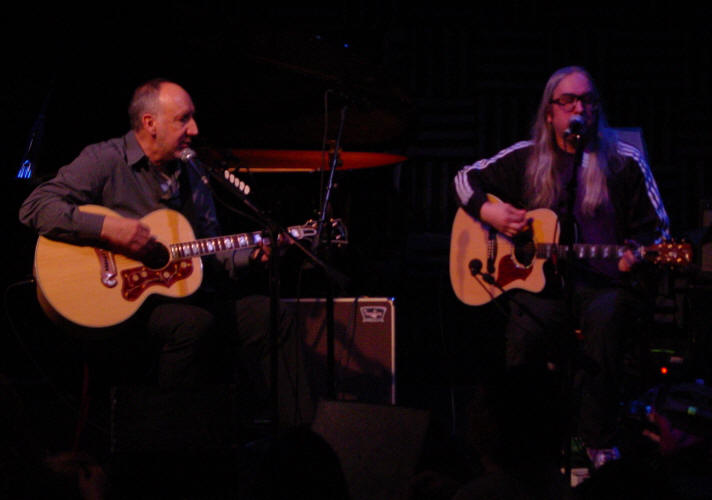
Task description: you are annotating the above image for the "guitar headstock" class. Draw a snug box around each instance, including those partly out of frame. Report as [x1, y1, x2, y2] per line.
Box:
[302, 218, 349, 247]
[328, 218, 349, 246]
[327, 219, 349, 247]
[644, 241, 693, 268]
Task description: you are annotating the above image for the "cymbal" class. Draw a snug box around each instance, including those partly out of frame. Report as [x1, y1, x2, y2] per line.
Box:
[210, 149, 407, 173]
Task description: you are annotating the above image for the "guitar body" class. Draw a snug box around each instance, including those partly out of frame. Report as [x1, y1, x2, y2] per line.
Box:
[34, 205, 203, 329]
[450, 196, 692, 306]
[449, 196, 560, 306]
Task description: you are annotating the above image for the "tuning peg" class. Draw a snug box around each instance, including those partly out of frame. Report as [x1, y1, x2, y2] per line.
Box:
[223, 170, 251, 195]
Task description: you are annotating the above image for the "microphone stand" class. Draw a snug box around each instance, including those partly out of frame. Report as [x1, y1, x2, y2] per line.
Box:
[315, 101, 348, 400]
[184, 155, 349, 433]
[560, 130, 585, 483]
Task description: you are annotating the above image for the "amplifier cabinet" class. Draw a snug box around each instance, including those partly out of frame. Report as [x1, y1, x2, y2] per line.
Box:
[283, 297, 396, 405]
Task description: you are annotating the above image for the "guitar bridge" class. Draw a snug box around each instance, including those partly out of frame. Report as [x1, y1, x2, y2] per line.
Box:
[121, 260, 194, 301]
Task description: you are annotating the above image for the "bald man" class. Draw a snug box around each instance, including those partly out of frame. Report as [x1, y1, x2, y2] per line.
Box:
[20, 79, 312, 427]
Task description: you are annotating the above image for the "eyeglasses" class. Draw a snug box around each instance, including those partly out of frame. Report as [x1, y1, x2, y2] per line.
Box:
[550, 92, 599, 111]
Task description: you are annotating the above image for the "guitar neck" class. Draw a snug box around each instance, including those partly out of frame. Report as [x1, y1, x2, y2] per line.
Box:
[536, 243, 629, 260]
[169, 225, 316, 259]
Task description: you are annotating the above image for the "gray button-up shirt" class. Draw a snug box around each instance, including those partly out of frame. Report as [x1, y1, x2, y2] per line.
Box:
[19, 130, 250, 278]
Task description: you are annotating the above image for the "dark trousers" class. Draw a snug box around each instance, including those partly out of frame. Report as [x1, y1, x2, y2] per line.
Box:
[84, 293, 314, 428]
[504, 283, 648, 448]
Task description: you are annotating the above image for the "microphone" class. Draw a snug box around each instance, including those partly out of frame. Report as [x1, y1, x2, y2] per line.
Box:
[180, 148, 209, 185]
[180, 148, 251, 196]
[564, 115, 585, 138]
[179, 147, 197, 164]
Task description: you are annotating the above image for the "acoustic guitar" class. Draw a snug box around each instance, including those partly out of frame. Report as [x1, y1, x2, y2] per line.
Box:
[34, 205, 346, 328]
[449, 196, 691, 306]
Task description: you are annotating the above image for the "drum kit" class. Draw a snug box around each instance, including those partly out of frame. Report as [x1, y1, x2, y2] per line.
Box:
[199, 148, 406, 174]
[196, 146, 407, 257]
[195, 35, 412, 405]
[188, 26, 412, 232]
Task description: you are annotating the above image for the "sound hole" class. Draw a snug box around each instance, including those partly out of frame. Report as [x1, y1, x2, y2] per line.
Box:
[512, 224, 536, 268]
[141, 241, 171, 269]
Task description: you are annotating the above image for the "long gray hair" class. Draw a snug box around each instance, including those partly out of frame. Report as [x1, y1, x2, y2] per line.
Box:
[524, 66, 617, 216]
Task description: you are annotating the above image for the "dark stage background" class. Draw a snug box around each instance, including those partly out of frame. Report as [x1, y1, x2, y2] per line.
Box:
[2, 4, 712, 419]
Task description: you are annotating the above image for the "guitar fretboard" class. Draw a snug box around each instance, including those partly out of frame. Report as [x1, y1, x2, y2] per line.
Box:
[536, 243, 628, 260]
[169, 225, 316, 259]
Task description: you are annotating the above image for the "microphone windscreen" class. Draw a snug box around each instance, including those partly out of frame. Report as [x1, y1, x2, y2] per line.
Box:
[567, 116, 585, 136]
[180, 148, 197, 163]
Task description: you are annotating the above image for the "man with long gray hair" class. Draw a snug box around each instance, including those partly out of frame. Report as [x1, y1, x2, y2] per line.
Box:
[453, 66, 670, 473]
